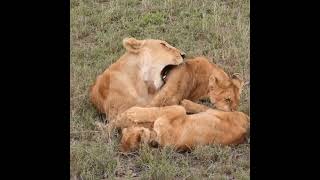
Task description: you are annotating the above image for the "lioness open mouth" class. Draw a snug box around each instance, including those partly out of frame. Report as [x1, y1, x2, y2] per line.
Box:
[160, 65, 177, 82]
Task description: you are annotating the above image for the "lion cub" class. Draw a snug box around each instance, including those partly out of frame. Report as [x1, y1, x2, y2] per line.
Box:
[119, 100, 249, 152]
[150, 56, 245, 112]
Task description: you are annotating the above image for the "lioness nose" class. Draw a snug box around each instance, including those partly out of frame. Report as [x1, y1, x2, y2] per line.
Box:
[180, 52, 186, 59]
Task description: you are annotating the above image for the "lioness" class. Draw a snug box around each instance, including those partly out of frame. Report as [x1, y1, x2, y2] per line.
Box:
[90, 37, 185, 121]
[149, 56, 245, 112]
[119, 100, 250, 152]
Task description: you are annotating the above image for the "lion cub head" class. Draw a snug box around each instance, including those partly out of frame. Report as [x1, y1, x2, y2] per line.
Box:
[123, 37, 186, 92]
[119, 127, 157, 152]
[208, 73, 245, 112]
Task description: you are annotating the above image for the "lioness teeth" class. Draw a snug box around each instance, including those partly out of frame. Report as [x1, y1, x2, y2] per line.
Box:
[162, 74, 167, 80]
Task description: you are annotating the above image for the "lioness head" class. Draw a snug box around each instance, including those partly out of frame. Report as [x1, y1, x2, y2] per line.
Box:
[120, 127, 156, 152]
[123, 37, 186, 92]
[208, 73, 245, 111]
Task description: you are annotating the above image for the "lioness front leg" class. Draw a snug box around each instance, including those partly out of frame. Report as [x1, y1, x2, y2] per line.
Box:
[180, 99, 210, 113]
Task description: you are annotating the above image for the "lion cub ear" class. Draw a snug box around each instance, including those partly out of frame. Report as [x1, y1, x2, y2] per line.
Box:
[231, 73, 245, 94]
[209, 75, 218, 89]
[139, 128, 151, 144]
[123, 37, 144, 53]
[231, 73, 242, 80]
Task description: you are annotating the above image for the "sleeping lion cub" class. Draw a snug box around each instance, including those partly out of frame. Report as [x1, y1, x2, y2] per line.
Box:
[149, 56, 245, 112]
[119, 100, 249, 152]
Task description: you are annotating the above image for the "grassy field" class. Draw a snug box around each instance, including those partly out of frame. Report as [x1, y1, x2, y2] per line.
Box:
[71, 0, 250, 179]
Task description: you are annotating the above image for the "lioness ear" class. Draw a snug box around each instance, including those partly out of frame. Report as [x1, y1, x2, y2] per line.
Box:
[123, 37, 144, 53]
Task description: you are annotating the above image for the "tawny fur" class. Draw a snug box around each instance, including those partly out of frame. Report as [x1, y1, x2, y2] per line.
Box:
[119, 100, 250, 152]
[89, 37, 185, 121]
[105, 56, 245, 134]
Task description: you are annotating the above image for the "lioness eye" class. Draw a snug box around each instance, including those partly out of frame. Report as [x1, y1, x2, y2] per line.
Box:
[160, 42, 170, 49]
[225, 98, 231, 103]
[160, 42, 167, 46]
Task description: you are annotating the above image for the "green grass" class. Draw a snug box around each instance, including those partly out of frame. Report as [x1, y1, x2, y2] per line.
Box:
[71, 0, 250, 179]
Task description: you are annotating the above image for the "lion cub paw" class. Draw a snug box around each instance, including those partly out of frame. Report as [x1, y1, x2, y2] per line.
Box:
[180, 99, 192, 108]
[124, 107, 152, 123]
[125, 110, 140, 123]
